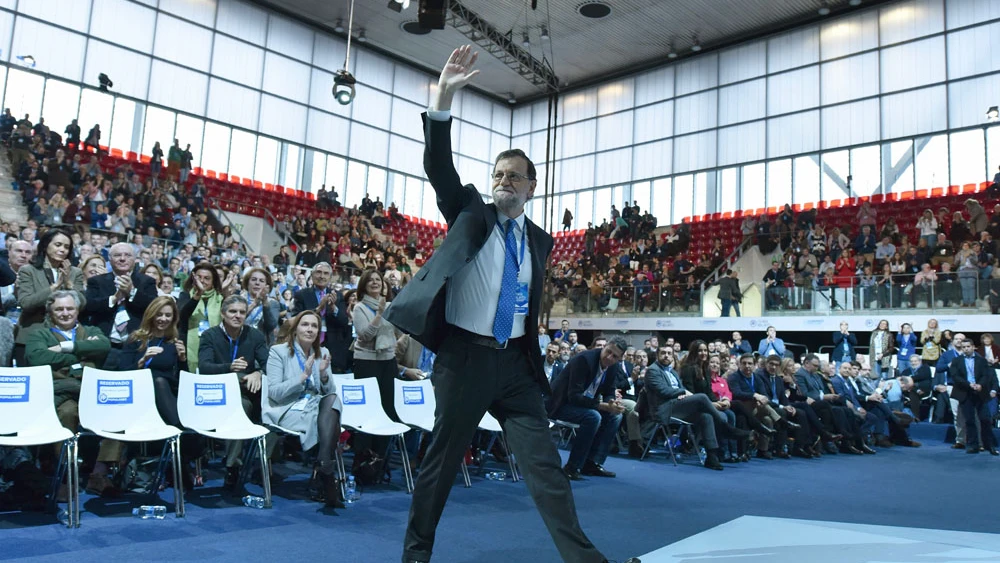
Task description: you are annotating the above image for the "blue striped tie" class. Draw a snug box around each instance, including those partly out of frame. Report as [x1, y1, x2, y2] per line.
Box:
[492, 219, 518, 344]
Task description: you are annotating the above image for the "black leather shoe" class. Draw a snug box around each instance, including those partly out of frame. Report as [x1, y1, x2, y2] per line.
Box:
[563, 464, 584, 480]
[966, 447, 980, 454]
[757, 450, 773, 460]
[860, 445, 877, 455]
[581, 461, 616, 478]
[990, 448, 999, 456]
[786, 420, 802, 430]
[628, 441, 644, 458]
[703, 451, 724, 471]
[840, 445, 863, 455]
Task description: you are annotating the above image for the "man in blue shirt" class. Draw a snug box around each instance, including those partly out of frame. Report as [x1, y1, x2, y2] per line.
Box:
[757, 326, 787, 358]
[948, 339, 998, 455]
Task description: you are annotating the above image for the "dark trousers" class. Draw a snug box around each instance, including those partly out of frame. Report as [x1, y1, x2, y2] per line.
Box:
[668, 394, 729, 450]
[551, 403, 621, 471]
[352, 358, 399, 464]
[402, 336, 603, 563]
[960, 396, 995, 449]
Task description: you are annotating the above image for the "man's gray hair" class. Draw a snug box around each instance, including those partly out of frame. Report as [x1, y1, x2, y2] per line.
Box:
[46, 289, 85, 313]
[607, 335, 629, 353]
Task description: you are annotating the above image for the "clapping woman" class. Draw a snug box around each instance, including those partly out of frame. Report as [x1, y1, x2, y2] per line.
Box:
[178, 262, 224, 372]
[240, 267, 279, 344]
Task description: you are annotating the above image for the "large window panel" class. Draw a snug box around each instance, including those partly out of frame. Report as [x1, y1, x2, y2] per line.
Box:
[388, 134, 423, 178]
[10, 18, 86, 81]
[673, 131, 717, 174]
[491, 133, 510, 163]
[390, 98, 423, 142]
[458, 92, 493, 129]
[401, 176, 422, 217]
[950, 129, 986, 187]
[650, 179, 671, 224]
[673, 90, 717, 136]
[633, 139, 673, 180]
[266, 16, 313, 64]
[948, 74, 1000, 130]
[821, 52, 879, 106]
[216, 0, 269, 45]
[576, 189, 594, 227]
[286, 145, 304, 189]
[883, 140, 916, 194]
[594, 187, 612, 224]
[511, 106, 532, 137]
[351, 84, 392, 130]
[159, 0, 217, 27]
[368, 167, 388, 208]
[947, 22, 1000, 80]
[0, 12, 12, 65]
[492, 105, 511, 135]
[259, 95, 306, 144]
[718, 79, 765, 127]
[597, 78, 634, 116]
[308, 69, 352, 118]
[767, 67, 819, 116]
[632, 182, 650, 214]
[821, 150, 850, 201]
[458, 122, 490, 162]
[89, 0, 156, 53]
[881, 85, 947, 139]
[850, 145, 882, 197]
[354, 50, 394, 93]
[307, 150, 326, 191]
[595, 149, 632, 187]
[201, 122, 230, 174]
[422, 182, 440, 222]
[693, 172, 712, 217]
[820, 11, 879, 60]
[718, 122, 765, 166]
[718, 168, 738, 213]
[325, 155, 346, 192]
[78, 89, 114, 145]
[153, 14, 213, 72]
[719, 41, 767, 85]
[348, 124, 389, 167]
[767, 160, 792, 206]
[675, 54, 718, 97]
[148, 60, 208, 117]
[41, 80, 81, 134]
[768, 111, 819, 158]
[344, 161, 366, 209]
[672, 175, 694, 224]
[84, 40, 151, 100]
[18, 0, 90, 31]
[531, 100, 549, 132]
[596, 111, 633, 152]
[207, 78, 260, 131]
[559, 155, 595, 193]
[879, 0, 945, 46]
[529, 131, 549, 165]
[142, 106, 176, 160]
[768, 27, 820, 74]
[633, 100, 673, 144]
[793, 155, 821, 204]
[175, 115, 204, 167]
[228, 129, 257, 180]
[559, 193, 577, 229]
[211, 35, 264, 88]
[880, 36, 945, 93]
[946, 0, 1000, 29]
[989, 126, 1000, 181]
[393, 65, 431, 107]
[560, 89, 598, 124]
[634, 66, 674, 106]
[822, 99, 880, 150]
[741, 164, 765, 211]
[262, 53, 311, 104]
[108, 98, 138, 154]
[253, 136, 279, 185]
[560, 120, 596, 159]
[312, 34, 351, 75]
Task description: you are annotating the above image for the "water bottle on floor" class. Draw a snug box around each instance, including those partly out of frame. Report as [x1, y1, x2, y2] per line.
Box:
[485, 471, 507, 481]
[344, 476, 357, 506]
[132, 505, 166, 519]
[242, 495, 266, 509]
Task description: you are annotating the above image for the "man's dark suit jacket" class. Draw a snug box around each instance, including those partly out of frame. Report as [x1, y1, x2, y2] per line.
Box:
[831, 331, 858, 362]
[83, 269, 157, 336]
[545, 349, 616, 417]
[948, 354, 996, 403]
[643, 361, 687, 423]
[900, 364, 933, 394]
[384, 114, 553, 393]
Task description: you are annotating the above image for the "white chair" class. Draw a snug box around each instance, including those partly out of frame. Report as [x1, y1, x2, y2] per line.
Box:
[338, 377, 414, 493]
[478, 411, 520, 482]
[640, 417, 699, 466]
[393, 379, 470, 488]
[0, 366, 78, 527]
[78, 367, 184, 518]
[177, 372, 272, 508]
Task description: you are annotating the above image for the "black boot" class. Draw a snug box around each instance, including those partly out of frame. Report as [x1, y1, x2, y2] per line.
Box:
[315, 461, 345, 509]
[704, 449, 724, 471]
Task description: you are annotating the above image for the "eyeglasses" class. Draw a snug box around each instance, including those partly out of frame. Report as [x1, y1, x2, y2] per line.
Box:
[492, 171, 530, 183]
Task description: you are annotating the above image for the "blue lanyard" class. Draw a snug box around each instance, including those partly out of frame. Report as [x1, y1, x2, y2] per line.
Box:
[748, 374, 755, 394]
[145, 338, 164, 368]
[771, 377, 777, 399]
[226, 332, 239, 363]
[496, 219, 527, 270]
[50, 326, 77, 342]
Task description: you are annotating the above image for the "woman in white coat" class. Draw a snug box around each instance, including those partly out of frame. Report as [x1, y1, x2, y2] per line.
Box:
[264, 310, 344, 508]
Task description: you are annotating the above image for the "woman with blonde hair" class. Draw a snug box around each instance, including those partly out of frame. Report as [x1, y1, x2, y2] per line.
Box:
[80, 254, 107, 281]
[920, 318, 941, 366]
[870, 319, 893, 380]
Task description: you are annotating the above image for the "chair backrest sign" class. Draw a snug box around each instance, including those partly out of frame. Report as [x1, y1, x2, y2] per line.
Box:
[194, 382, 226, 406]
[341, 384, 365, 405]
[402, 386, 424, 405]
[0, 375, 29, 402]
[96, 379, 133, 404]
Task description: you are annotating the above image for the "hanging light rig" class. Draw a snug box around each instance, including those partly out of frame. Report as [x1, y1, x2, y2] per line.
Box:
[333, 0, 358, 105]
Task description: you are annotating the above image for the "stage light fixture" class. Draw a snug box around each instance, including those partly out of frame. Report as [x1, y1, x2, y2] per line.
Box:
[987, 106, 999, 122]
[98, 73, 114, 92]
[333, 70, 357, 105]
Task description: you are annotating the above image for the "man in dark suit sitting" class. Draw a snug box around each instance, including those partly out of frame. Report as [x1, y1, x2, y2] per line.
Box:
[83, 242, 156, 368]
[949, 339, 998, 455]
[897, 354, 933, 420]
[291, 262, 350, 372]
[546, 337, 627, 480]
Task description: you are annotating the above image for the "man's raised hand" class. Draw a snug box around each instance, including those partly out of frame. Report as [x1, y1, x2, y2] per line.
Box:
[432, 45, 479, 111]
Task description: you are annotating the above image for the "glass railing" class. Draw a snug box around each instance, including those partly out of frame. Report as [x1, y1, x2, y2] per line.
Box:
[548, 283, 704, 316]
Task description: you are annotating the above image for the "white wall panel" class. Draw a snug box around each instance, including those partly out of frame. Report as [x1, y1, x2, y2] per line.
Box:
[881, 85, 947, 138]
[458, 92, 493, 129]
[595, 148, 633, 186]
[90, 0, 155, 53]
[511, 106, 531, 136]
[767, 67, 819, 115]
[768, 27, 820, 73]
[597, 78, 634, 115]
[10, 18, 85, 81]
[354, 49, 394, 93]
[675, 54, 718, 96]
[560, 120, 596, 158]
[947, 22, 1000, 80]
[0, 11, 12, 63]
[720, 41, 767, 84]
[84, 40, 150, 99]
[633, 139, 673, 179]
[216, 0, 268, 44]
[392, 65, 431, 107]
[558, 155, 595, 192]
[633, 100, 674, 143]
[596, 111, 634, 151]
[351, 84, 391, 130]
[390, 98, 423, 142]
[148, 60, 208, 116]
[17, 0, 91, 31]
[211, 35, 264, 88]
[154, 14, 213, 73]
[388, 134, 424, 178]
[349, 124, 389, 167]
[821, 99, 879, 149]
[160, 0, 218, 27]
[674, 90, 717, 135]
[312, 34, 351, 74]
[880, 36, 945, 93]
[492, 105, 511, 134]
[634, 65, 674, 106]
[259, 95, 306, 143]
[262, 53, 310, 104]
[305, 108, 349, 155]
[820, 11, 879, 60]
[266, 16, 313, 63]
[767, 111, 819, 158]
[948, 73, 1000, 129]
[821, 52, 879, 105]
[207, 78, 259, 130]
[718, 122, 766, 166]
[458, 122, 490, 162]
[491, 132, 509, 162]
[560, 89, 598, 123]
[946, 0, 1000, 29]
[531, 100, 549, 131]
[879, 0, 945, 45]
[718, 79, 765, 126]
[529, 131, 549, 165]
[308, 69, 351, 118]
[673, 131, 717, 173]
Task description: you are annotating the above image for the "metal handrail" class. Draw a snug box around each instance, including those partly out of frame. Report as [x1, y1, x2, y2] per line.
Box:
[206, 197, 258, 255]
[699, 236, 754, 314]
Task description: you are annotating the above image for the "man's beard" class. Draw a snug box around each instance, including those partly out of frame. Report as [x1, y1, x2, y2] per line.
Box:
[493, 188, 525, 215]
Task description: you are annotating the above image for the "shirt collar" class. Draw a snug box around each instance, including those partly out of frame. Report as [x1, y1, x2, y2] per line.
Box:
[497, 209, 526, 234]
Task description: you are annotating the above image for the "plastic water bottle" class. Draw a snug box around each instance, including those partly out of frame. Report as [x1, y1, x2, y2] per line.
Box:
[132, 505, 166, 519]
[485, 471, 507, 481]
[242, 495, 266, 509]
[344, 476, 357, 506]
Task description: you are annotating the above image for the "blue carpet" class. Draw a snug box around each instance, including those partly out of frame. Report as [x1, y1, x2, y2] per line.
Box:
[2, 423, 997, 563]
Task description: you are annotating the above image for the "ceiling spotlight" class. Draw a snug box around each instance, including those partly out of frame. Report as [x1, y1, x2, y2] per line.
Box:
[818, 1, 831, 15]
[15, 55, 35, 68]
[849, 0, 861, 5]
[357, 29, 367, 43]
[668, 51, 678, 59]
[334, 19, 345, 33]
[691, 42, 701, 52]
[507, 92, 516, 104]
[333, 70, 357, 105]
[387, 0, 410, 12]
[522, 32, 530, 47]
[98, 73, 114, 92]
[987, 106, 1000, 122]
[540, 26, 549, 40]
